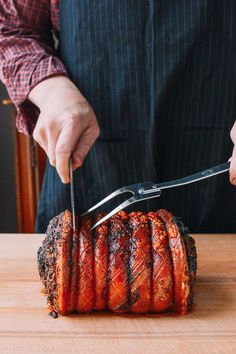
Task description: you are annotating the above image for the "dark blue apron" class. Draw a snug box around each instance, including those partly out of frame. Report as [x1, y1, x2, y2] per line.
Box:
[36, 0, 236, 233]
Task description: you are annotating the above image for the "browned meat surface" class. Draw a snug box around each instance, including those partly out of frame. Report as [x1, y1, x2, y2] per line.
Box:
[108, 211, 129, 312]
[37, 209, 197, 316]
[147, 212, 173, 312]
[158, 209, 196, 314]
[129, 212, 152, 313]
[76, 216, 94, 312]
[67, 215, 79, 313]
[94, 213, 109, 310]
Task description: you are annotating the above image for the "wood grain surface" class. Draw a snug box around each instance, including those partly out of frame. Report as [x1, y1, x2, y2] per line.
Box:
[0, 233, 235, 354]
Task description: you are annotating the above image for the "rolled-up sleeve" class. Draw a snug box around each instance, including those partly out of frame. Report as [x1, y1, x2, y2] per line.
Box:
[0, 0, 67, 135]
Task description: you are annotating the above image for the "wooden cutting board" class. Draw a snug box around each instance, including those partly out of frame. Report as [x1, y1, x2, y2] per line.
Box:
[0, 233, 235, 354]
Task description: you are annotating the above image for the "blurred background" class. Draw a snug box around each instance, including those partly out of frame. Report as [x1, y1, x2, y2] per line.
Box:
[0, 82, 18, 232]
[0, 82, 45, 233]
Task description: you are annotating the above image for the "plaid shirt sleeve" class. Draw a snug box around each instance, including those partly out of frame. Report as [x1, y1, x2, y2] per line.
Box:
[0, 0, 67, 135]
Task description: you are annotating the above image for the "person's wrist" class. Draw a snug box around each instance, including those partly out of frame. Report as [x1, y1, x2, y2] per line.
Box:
[28, 75, 85, 111]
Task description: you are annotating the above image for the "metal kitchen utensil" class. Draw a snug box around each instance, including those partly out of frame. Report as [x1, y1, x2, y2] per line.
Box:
[69, 158, 76, 235]
[81, 161, 230, 230]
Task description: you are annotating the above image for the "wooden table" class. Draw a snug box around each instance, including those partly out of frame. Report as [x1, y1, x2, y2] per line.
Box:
[0, 234, 235, 354]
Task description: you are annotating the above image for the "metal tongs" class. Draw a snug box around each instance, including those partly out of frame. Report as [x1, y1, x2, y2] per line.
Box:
[81, 161, 230, 230]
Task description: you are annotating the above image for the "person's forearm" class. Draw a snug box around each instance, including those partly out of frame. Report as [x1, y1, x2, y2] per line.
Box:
[0, 0, 67, 136]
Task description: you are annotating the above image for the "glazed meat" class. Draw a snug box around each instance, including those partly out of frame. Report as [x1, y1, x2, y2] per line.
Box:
[37, 209, 197, 316]
[94, 213, 109, 311]
[129, 212, 152, 313]
[108, 211, 129, 312]
[147, 212, 173, 312]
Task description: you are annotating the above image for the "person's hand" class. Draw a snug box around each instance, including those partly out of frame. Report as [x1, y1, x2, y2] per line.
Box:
[28, 76, 100, 183]
[230, 121, 236, 185]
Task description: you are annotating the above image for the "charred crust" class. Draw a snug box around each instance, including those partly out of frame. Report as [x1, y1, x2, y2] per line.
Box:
[37, 211, 73, 312]
[38, 210, 197, 316]
[108, 212, 130, 312]
[49, 310, 59, 319]
[173, 216, 197, 311]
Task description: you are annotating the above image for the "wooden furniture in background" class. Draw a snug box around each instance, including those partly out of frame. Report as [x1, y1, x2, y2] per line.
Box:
[0, 233, 235, 353]
[2, 99, 46, 233]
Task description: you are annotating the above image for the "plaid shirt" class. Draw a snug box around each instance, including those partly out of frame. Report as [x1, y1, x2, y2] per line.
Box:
[0, 0, 67, 135]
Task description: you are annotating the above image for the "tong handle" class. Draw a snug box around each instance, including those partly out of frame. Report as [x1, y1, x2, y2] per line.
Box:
[153, 161, 230, 191]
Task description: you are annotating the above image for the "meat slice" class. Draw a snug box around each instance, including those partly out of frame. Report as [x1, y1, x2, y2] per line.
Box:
[147, 212, 174, 312]
[67, 217, 79, 313]
[37, 212, 59, 312]
[173, 216, 197, 312]
[158, 209, 190, 314]
[55, 210, 73, 315]
[129, 212, 152, 313]
[76, 216, 94, 313]
[94, 213, 109, 311]
[107, 211, 129, 312]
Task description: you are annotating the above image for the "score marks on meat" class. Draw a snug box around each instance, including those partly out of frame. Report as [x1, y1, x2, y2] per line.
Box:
[37, 209, 197, 316]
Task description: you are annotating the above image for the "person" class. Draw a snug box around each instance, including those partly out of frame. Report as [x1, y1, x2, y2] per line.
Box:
[0, 0, 236, 233]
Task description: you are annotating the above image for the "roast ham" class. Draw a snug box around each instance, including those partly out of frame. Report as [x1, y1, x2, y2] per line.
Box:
[37, 209, 197, 316]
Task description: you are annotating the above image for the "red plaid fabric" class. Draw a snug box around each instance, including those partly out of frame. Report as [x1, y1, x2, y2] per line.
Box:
[0, 0, 67, 135]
